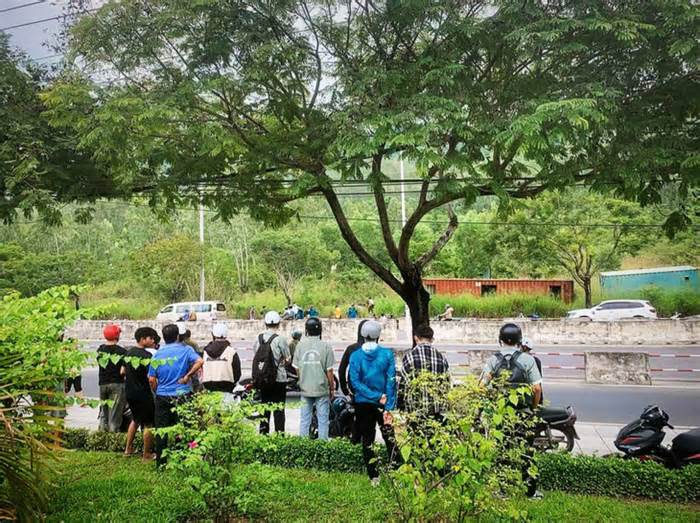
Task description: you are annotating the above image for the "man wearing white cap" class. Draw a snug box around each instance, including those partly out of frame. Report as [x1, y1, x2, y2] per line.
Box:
[202, 323, 242, 402]
[252, 311, 291, 434]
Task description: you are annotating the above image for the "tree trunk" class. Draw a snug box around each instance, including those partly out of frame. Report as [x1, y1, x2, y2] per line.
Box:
[401, 273, 432, 338]
[582, 276, 592, 308]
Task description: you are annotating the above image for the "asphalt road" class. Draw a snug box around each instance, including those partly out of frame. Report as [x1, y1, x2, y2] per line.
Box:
[78, 372, 700, 427]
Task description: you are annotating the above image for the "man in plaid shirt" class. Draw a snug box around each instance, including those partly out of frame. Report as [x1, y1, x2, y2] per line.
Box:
[398, 324, 451, 417]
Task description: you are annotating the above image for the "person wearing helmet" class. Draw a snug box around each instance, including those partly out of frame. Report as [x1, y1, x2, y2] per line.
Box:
[253, 310, 291, 434]
[97, 324, 127, 432]
[289, 330, 303, 360]
[293, 317, 335, 440]
[348, 320, 398, 485]
[480, 323, 543, 499]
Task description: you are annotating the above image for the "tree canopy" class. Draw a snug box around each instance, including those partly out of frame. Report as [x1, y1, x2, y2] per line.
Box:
[30, 0, 700, 327]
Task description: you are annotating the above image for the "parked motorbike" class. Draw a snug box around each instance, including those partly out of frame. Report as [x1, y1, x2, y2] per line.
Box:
[309, 393, 355, 439]
[533, 405, 579, 452]
[614, 405, 700, 468]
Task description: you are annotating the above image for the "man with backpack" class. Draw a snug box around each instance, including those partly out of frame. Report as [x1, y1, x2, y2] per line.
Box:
[480, 323, 542, 498]
[252, 310, 291, 434]
[479, 323, 542, 409]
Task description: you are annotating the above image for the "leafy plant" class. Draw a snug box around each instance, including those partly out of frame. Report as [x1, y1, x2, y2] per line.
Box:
[155, 393, 268, 522]
[0, 286, 95, 521]
[384, 374, 534, 522]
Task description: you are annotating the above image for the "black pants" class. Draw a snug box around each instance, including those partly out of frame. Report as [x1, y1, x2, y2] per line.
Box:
[259, 382, 286, 434]
[154, 394, 190, 466]
[354, 403, 398, 479]
[64, 375, 82, 393]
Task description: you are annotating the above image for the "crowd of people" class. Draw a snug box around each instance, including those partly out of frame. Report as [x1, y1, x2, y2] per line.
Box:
[90, 313, 543, 496]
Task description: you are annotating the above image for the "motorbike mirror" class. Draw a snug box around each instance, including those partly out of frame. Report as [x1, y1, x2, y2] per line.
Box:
[666, 423, 675, 429]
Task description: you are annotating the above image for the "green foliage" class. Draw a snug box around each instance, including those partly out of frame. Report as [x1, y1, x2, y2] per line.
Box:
[539, 453, 700, 503]
[131, 235, 202, 302]
[0, 286, 96, 521]
[384, 375, 533, 522]
[155, 393, 267, 521]
[638, 287, 700, 317]
[44, 452, 700, 523]
[60, 426, 700, 504]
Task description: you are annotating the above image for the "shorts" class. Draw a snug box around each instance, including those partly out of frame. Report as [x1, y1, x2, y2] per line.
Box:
[127, 395, 155, 428]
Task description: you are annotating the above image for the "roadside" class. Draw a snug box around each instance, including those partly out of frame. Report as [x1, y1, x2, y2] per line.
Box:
[65, 403, 694, 457]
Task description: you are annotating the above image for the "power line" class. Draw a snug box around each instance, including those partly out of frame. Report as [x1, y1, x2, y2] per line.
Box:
[0, 7, 98, 31]
[0, 1, 46, 14]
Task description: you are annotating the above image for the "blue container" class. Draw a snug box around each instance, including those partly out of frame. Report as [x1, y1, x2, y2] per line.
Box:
[600, 266, 699, 295]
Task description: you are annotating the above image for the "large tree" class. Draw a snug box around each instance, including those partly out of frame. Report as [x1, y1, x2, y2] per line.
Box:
[36, 0, 700, 330]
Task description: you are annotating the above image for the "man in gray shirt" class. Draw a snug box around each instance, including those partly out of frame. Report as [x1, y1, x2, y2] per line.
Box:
[293, 317, 335, 440]
[253, 311, 291, 434]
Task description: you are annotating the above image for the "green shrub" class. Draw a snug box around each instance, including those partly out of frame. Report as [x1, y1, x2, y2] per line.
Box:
[538, 453, 700, 502]
[248, 433, 364, 473]
[639, 287, 700, 317]
[62, 428, 700, 503]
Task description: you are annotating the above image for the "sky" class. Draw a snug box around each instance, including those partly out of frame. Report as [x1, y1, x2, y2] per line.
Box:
[0, 0, 85, 62]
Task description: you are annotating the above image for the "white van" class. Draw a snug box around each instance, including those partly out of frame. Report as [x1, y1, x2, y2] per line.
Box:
[156, 301, 227, 322]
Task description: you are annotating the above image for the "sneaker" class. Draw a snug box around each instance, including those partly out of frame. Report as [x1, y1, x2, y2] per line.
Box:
[528, 490, 544, 500]
[370, 477, 380, 488]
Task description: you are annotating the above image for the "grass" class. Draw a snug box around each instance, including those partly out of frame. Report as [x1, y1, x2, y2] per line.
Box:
[45, 451, 700, 523]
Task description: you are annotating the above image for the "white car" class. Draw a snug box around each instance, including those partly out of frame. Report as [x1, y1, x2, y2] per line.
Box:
[156, 301, 227, 322]
[566, 300, 657, 321]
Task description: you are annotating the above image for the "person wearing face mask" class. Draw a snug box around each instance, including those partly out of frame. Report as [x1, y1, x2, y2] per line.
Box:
[348, 320, 398, 486]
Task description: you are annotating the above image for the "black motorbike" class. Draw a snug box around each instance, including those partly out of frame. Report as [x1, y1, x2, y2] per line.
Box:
[533, 405, 579, 452]
[309, 394, 355, 439]
[614, 405, 700, 468]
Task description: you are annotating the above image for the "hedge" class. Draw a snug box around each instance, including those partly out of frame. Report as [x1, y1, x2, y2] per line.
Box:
[60, 428, 700, 502]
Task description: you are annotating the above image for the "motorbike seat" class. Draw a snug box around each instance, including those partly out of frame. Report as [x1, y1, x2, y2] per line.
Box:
[539, 407, 570, 423]
[672, 428, 700, 457]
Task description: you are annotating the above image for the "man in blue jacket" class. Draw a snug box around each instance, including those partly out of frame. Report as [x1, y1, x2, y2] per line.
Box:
[349, 320, 398, 485]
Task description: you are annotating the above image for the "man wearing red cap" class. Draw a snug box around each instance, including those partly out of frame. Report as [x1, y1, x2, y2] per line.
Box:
[97, 324, 127, 432]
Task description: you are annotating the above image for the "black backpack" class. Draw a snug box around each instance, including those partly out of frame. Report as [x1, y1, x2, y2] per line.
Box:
[252, 333, 279, 388]
[492, 351, 528, 384]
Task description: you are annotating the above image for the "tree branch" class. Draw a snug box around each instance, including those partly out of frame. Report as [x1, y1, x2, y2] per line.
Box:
[416, 205, 458, 269]
[321, 183, 403, 295]
[371, 152, 400, 265]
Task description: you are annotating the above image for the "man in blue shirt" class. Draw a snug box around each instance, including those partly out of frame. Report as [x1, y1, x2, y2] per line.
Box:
[148, 323, 203, 465]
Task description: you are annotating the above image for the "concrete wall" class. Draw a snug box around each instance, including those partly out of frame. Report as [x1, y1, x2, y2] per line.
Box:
[65, 318, 399, 344]
[585, 351, 652, 385]
[415, 318, 699, 345]
[65, 318, 699, 346]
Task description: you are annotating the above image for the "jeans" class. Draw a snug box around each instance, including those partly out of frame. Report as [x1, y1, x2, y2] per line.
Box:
[98, 383, 126, 432]
[300, 396, 330, 440]
[259, 382, 287, 434]
[354, 403, 399, 479]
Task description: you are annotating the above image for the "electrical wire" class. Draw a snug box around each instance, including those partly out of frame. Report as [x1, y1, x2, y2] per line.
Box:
[0, 7, 98, 31]
[0, 1, 46, 14]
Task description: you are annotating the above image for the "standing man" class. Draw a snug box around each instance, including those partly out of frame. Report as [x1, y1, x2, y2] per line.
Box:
[398, 324, 450, 422]
[97, 324, 127, 432]
[480, 323, 543, 498]
[201, 323, 241, 402]
[148, 323, 204, 466]
[252, 311, 291, 434]
[122, 326, 158, 460]
[366, 297, 375, 316]
[293, 317, 335, 440]
[349, 321, 397, 485]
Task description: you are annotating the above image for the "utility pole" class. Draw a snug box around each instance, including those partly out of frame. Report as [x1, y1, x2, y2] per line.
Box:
[400, 155, 411, 340]
[199, 191, 205, 302]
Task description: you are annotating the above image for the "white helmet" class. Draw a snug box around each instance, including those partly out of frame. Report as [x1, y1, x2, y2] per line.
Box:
[521, 337, 534, 351]
[264, 310, 281, 325]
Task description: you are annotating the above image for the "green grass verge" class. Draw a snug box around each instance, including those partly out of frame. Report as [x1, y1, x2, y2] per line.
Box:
[46, 451, 700, 523]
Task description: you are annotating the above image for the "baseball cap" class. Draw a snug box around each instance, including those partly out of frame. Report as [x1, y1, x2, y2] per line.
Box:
[103, 324, 121, 341]
[212, 323, 228, 338]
